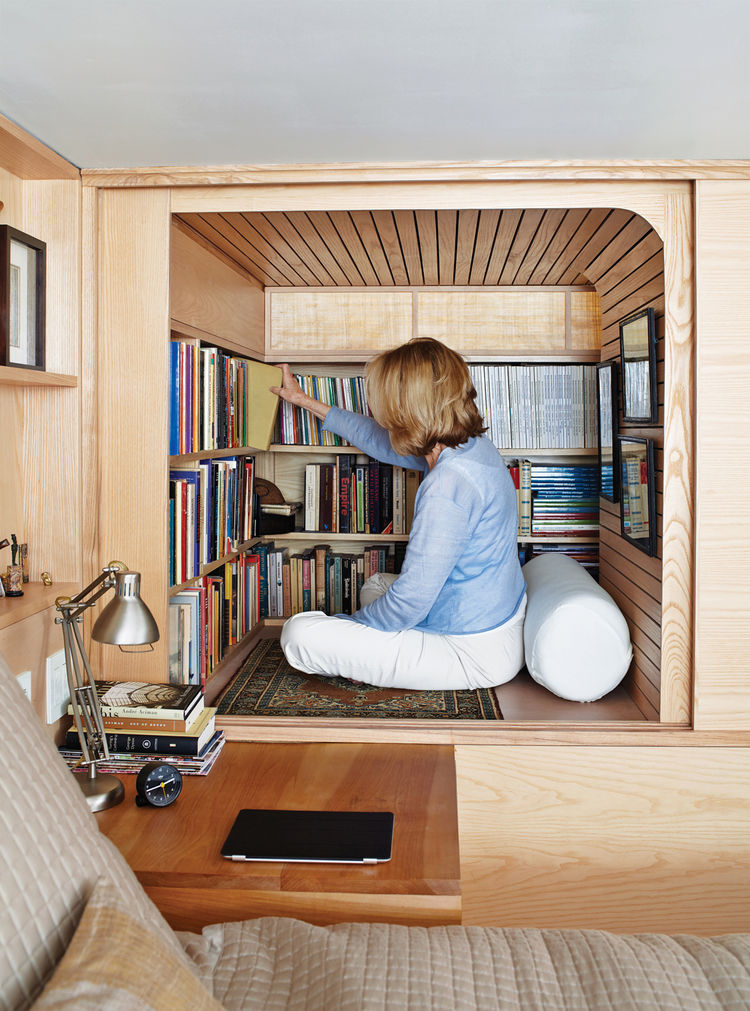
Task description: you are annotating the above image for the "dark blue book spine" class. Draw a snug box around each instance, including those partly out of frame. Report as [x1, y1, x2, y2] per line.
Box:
[255, 541, 274, 618]
[169, 341, 180, 456]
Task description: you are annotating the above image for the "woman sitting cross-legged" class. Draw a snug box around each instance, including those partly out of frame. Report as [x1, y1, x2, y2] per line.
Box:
[270, 337, 526, 691]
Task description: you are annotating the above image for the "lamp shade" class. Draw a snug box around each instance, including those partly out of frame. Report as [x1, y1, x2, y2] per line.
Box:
[91, 570, 159, 646]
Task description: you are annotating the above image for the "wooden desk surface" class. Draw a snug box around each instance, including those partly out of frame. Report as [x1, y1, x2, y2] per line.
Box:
[97, 741, 461, 930]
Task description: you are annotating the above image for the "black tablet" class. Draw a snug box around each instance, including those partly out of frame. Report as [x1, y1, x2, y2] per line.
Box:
[220, 809, 394, 864]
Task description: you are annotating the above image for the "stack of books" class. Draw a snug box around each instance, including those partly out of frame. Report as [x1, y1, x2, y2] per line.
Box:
[60, 680, 225, 777]
[304, 457, 422, 535]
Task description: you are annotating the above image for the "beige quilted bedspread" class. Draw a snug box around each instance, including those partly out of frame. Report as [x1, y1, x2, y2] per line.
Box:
[181, 917, 750, 1010]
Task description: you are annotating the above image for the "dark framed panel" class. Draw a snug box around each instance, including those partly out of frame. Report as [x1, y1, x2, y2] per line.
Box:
[617, 435, 657, 556]
[0, 225, 46, 371]
[596, 360, 619, 502]
[619, 307, 657, 424]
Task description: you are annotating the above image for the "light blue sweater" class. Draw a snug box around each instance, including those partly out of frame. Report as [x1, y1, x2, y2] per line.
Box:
[322, 406, 526, 635]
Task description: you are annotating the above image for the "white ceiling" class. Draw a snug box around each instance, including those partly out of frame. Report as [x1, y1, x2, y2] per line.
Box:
[1, 0, 749, 170]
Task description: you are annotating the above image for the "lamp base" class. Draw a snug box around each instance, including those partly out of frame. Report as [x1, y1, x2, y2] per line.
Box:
[73, 768, 125, 812]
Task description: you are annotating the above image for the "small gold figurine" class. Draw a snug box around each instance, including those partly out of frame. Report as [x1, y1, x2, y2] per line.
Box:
[41, 571, 53, 586]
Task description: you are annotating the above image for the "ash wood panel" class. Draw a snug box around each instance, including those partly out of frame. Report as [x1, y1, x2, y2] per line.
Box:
[568, 291, 601, 350]
[177, 213, 292, 286]
[513, 209, 568, 285]
[414, 210, 439, 284]
[541, 208, 610, 284]
[392, 210, 424, 285]
[212, 212, 309, 285]
[498, 209, 545, 284]
[456, 745, 750, 933]
[527, 208, 589, 285]
[307, 211, 368, 285]
[454, 209, 479, 285]
[261, 212, 338, 285]
[694, 182, 750, 729]
[598, 253, 664, 316]
[437, 210, 458, 285]
[329, 211, 381, 286]
[284, 211, 353, 286]
[0, 366, 76, 387]
[170, 223, 265, 358]
[371, 211, 409, 285]
[238, 213, 323, 286]
[97, 188, 171, 681]
[98, 742, 461, 930]
[557, 209, 633, 285]
[467, 209, 500, 285]
[416, 291, 567, 350]
[583, 215, 654, 285]
[268, 290, 413, 353]
[481, 209, 522, 284]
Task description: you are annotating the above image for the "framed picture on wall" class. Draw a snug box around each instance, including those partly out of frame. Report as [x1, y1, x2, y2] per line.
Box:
[0, 225, 46, 371]
[617, 435, 657, 556]
[596, 360, 619, 502]
[619, 307, 657, 424]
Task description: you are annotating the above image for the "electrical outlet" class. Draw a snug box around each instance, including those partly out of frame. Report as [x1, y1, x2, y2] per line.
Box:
[16, 670, 32, 703]
[46, 650, 70, 724]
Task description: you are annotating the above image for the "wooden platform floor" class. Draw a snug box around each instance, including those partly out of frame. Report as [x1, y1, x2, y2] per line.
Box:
[493, 668, 646, 722]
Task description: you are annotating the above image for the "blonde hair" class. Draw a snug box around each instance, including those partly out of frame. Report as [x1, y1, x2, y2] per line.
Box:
[365, 338, 486, 457]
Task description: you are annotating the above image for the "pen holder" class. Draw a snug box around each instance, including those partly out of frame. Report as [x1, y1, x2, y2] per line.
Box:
[3, 565, 24, 597]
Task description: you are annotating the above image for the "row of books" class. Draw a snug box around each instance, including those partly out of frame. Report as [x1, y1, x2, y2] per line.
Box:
[275, 373, 370, 446]
[469, 363, 599, 450]
[524, 542, 600, 579]
[259, 541, 405, 618]
[303, 458, 422, 535]
[169, 551, 261, 684]
[62, 680, 224, 776]
[169, 455, 255, 586]
[509, 462, 599, 538]
[169, 340, 280, 456]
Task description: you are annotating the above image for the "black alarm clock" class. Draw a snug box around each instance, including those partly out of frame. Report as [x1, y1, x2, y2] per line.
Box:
[135, 761, 183, 808]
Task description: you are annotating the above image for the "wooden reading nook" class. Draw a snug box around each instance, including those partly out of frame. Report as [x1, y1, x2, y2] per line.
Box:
[3, 111, 750, 934]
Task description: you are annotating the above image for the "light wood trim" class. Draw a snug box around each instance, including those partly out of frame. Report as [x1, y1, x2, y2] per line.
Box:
[82, 161, 750, 189]
[0, 112, 79, 180]
[167, 181, 685, 239]
[170, 222, 265, 357]
[658, 189, 694, 723]
[694, 181, 750, 729]
[456, 745, 750, 933]
[171, 215, 265, 289]
[0, 366, 76, 387]
[96, 188, 171, 681]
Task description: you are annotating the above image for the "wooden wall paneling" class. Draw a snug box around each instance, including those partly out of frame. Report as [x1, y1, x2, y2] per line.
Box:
[0, 113, 79, 181]
[557, 209, 634, 286]
[540, 208, 611, 284]
[436, 210, 458, 285]
[281, 212, 353, 286]
[212, 212, 310, 286]
[237, 212, 323, 286]
[456, 745, 750, 934]
[482, 209, 523, 284]
[306, 211, 368, 285]
[416, 291, 567, 351]
[260, 213, 338, 285]
[526, 208, 589, 285]
[177, 213, 286, 287]
[512, 209, 568, 286]
[467, 209, 501, 286]
[694, 181, 750, 729]
[600, 277, 665, 334]
[598, 254, 664, 318]
[568, 291, 601, 351]
[268, 290, 413, 355]
[497, 209, 545, 284]
[414, 210, 439, 285]
[170, 223, 265, 358]
[369, 211, 409, 285]
[347, 211, 395, 284]
[97, 187, 171, 681]
[327, 212, 381, 286]
[453, 209, 479, 286]
[583, 214, 654, 286]
[392, 210, 424, 285]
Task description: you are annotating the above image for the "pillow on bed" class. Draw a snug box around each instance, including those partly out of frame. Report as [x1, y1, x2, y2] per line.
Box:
[522, 553, 633, 702]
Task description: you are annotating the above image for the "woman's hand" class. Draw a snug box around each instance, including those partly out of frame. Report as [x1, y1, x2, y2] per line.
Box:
[270, 363, 331, 421]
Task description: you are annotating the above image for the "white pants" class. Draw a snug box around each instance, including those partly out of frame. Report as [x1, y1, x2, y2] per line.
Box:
[280, 572, 526, 690]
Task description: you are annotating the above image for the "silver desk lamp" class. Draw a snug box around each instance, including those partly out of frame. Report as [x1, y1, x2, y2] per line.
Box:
[55, 561, 159, 812]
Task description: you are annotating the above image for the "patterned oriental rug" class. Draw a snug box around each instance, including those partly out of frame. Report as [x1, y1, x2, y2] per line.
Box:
[217, 637, 503, 720]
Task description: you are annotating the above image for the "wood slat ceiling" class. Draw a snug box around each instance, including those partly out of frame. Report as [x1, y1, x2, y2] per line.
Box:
[175, 208, 660, 290]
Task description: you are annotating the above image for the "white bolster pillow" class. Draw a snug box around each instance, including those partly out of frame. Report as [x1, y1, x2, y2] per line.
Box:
[522, 553, 633, 702]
